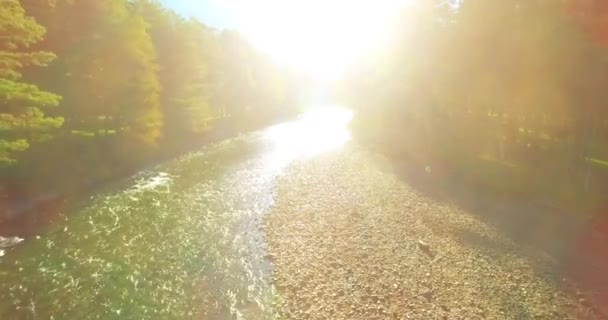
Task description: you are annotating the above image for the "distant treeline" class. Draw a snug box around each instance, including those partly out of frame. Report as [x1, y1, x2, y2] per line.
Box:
[1, 0, 299, 195]
[343, 0, 608, 210]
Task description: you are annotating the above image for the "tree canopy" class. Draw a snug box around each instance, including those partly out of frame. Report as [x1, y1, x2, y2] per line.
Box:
[2, 0, 298, 192]
[0, 0, 62, 166]
[344, 0, 608, 208]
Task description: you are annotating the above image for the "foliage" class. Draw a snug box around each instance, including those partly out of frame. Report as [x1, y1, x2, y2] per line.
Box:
[345, 0, 608, 209]
[0, 0, 62, 166]
[2, 0, 297, 193]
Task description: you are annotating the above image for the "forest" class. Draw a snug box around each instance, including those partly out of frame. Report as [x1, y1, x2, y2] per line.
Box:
[0, 0, 299, 198]
[3, 0, 608, 213]
[343, 0, 608, 211]
[2, 1, 608, 318]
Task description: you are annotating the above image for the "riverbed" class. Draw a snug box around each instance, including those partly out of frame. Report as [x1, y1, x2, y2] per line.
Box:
[1, 107, 601, 319]
[0, 107, 353, 319]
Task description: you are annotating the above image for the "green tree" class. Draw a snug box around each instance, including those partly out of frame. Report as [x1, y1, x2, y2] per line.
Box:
[346, 0, 608, 205]
[136, 0, 218, 144]
[0, 0, 62, 166]
[22, 0, 162, 144]
[4, 0, 298, 193]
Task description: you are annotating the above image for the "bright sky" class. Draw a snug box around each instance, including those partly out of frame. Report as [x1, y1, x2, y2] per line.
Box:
[159, 0, 409, 82]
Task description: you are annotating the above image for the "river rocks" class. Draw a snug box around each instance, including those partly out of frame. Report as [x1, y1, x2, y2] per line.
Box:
[0, 236, 23, 248]
[417, 239, 434, 258]
[263, 146, 600, 319]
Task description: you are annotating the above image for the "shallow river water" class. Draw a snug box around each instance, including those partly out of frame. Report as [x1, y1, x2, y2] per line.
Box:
[0, 108, 352, 319]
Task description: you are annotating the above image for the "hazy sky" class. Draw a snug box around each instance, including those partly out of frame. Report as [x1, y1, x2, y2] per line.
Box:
[158, 1, 237, 29]
[157, 0, 409, 81]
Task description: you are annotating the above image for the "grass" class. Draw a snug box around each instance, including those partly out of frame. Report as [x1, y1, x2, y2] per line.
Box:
[587, 157, 608, 168]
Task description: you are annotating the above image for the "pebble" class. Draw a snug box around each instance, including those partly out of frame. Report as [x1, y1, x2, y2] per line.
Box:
[263, 147, 601, 319]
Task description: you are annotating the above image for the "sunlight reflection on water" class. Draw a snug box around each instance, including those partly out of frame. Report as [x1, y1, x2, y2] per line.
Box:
[0, 108, 354, 319]
[263, 107, 353, 170]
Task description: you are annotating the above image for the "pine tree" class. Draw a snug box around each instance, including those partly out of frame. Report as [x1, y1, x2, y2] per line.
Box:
[0, 0, 62, 166]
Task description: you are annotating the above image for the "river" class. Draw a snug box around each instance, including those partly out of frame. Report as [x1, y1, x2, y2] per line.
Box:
[0, 107, 353, 319]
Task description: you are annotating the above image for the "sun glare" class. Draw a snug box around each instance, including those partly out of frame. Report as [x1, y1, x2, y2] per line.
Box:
[264, 107, 353, 169]
[213, 0, 407, 82]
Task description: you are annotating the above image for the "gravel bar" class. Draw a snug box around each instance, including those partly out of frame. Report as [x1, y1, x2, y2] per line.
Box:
[263, 145, 600, 319]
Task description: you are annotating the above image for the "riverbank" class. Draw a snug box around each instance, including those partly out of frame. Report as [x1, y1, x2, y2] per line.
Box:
[0, 129, 279, 319]
[263, 144, 603, 319]
[0, 113, 295, 237]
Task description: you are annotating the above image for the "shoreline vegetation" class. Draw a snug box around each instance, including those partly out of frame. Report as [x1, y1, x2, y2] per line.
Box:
[341, 0, 608, 218]
[0, 114, 291, 236]
[0, 0, 301, 234]
[4, 0, 608, 235]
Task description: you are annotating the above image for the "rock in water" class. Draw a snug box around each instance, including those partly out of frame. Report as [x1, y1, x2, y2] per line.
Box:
[0, 236, 24, 248]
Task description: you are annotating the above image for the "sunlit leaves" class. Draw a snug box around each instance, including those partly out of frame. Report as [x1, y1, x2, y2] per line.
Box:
[0, 79, 60, 106]
[0, 0, 46, 49]
[136, 1, 217, 139]
[48, 0, 163, 144]
[0, 139, 28, 165]
[0, 0, 62, 166]
[0, 0, 302, 205]
[346, 0, 608, 200]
